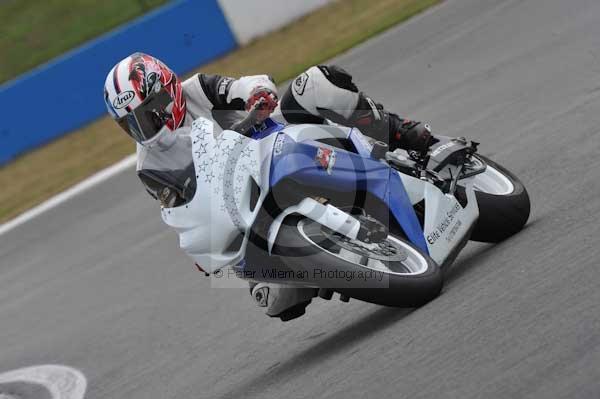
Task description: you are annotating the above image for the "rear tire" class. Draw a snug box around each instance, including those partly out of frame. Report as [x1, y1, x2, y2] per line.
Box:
[467, 155, 531, 243]
[269, 216, 443, 308]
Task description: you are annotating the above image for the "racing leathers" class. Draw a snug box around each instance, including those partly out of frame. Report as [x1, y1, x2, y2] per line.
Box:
[137, 65, 431, 321]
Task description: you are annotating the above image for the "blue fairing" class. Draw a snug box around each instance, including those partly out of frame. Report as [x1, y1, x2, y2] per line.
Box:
[269, 132, 429, 253]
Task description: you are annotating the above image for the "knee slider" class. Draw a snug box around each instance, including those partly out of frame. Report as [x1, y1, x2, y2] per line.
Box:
[281, 66, 360, 123]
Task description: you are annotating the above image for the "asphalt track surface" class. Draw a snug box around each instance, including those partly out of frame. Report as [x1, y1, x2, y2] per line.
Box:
[2, 0, 600, 397]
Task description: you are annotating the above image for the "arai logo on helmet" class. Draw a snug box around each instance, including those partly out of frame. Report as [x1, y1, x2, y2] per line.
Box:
[113, 90, 135, 110]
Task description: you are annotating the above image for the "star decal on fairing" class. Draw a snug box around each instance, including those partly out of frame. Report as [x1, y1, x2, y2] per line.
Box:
[189, 120, 264, 230]
[204, 171, 215, 183]
[241, 147, 254, 159]
[213, 137, 229, 151]
[233, 136, 245, 146]
[197, 160, 210, 173]
[196, 142, 209, 155]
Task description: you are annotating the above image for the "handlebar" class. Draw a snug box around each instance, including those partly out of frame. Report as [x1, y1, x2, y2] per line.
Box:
[230, 98, 268, 137]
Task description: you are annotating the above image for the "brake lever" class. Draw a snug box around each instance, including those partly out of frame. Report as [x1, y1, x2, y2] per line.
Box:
[448, 164, 464, 195]
[413, 147, 431, 180]
[466, 140, 480, 158]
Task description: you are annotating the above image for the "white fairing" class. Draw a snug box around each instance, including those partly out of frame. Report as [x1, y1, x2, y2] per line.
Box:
[396, 171, 478, 265]
[161, 118, 276, 272]
[424, 179, 478, 264]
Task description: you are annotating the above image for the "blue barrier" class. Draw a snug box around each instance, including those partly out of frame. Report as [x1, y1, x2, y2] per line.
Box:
[0, 0, 237, 165]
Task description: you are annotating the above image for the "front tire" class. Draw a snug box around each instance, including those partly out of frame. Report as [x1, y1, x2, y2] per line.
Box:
[269, 216, 443, 308]
[467, 155, 531, 243]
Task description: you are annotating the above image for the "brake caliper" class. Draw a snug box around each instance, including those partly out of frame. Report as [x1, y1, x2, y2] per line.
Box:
[355, 214, 389, 244]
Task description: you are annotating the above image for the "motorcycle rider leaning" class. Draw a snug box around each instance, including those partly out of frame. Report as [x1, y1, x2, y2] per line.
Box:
[103, 52, 432, 321]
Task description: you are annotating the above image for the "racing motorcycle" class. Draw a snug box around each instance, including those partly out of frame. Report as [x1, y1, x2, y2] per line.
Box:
[160, 114, 530, 308]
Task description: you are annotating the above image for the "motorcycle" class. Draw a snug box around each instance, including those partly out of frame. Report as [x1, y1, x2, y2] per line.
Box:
[160, 115, 530, 308]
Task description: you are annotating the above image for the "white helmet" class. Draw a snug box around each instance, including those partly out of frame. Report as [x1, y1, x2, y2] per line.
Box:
[103, 52, 187, 146]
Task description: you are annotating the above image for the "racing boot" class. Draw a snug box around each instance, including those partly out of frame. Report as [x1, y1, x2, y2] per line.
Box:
[349, 93, 433, 152]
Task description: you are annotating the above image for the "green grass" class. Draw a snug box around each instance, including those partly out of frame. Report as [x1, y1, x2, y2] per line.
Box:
[0, 0, 441, 223]
[0, 0, 168, 84]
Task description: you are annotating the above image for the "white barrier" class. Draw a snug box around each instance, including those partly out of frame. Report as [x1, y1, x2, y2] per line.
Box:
[217, 0, 333, 44]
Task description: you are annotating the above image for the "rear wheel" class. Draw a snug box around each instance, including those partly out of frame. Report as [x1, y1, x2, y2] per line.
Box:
[466, 155, 530, 242]
[270, 215, 443, 307]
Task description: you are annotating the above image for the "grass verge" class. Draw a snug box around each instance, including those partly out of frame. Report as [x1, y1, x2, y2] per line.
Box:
[0, 0, 168, 84]
[0, 0, 440, 224]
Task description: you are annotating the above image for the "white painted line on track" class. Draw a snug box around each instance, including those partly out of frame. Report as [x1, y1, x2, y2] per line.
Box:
[0, 154, 136, 237]
[0, 365, 87, 399]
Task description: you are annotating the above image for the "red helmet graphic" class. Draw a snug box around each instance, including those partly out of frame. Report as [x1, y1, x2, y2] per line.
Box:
[104, 52, 187, 145]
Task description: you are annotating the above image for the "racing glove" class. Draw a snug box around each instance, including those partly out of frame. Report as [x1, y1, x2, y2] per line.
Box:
[245, 86, 279, 124]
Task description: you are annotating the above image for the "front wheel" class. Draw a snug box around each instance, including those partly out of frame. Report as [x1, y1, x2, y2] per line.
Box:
[270, 216, 443, 308]
[465, 155, 531, 243]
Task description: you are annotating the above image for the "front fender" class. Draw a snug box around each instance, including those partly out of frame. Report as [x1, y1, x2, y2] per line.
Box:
[266, 198, 361, 254]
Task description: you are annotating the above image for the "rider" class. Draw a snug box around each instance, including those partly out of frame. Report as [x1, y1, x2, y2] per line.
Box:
[103, 52, 432, 321]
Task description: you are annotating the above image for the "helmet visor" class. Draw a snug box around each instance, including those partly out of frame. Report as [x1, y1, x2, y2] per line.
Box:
[117, 87, 173, 144]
